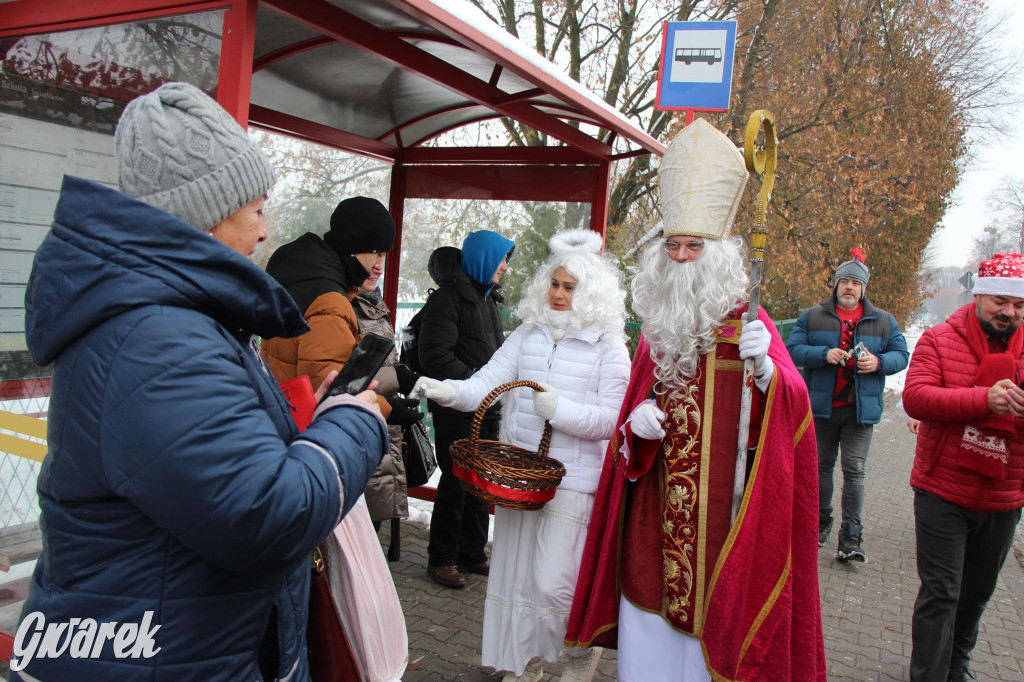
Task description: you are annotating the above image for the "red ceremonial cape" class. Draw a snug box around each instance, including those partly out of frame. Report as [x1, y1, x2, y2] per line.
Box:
[564, 308, 826, 682]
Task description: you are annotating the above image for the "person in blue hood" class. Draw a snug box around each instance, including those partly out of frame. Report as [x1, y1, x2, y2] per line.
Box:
[13, 82, 388, 682]
[461, 229, 515, 295]
[415, 230, 514, 589]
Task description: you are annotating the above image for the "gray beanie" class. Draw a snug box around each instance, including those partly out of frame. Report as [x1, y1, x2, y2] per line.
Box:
[115, 82, 276, 232]
[834, 258, 870, 287]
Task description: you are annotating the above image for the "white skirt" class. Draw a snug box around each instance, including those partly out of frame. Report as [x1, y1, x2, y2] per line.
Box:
[481, 487, 595, 676]
[618, 597, 711, 682]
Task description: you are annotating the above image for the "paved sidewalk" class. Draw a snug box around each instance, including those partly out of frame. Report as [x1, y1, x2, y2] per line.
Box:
[817, 406, 1024, 681]
[379, 403, 1024, 680]
[378, 516, 618, 681]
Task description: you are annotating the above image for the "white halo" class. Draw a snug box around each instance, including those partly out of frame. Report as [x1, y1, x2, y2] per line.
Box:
[548, 228, 603, 255]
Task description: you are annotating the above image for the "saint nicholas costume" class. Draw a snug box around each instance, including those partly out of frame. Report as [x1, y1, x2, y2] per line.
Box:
[564, 119, 826, 681]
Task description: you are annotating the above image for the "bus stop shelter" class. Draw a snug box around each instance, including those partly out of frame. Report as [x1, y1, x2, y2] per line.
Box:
[0, 0, 665, 663]
[1, 0, 665, 317]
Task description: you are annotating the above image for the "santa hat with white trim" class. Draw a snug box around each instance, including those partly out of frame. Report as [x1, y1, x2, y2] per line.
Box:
[972, 253, 1024, 298]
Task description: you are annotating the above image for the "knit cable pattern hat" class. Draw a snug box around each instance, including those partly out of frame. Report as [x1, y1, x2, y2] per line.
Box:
[115, 82, 276, 232]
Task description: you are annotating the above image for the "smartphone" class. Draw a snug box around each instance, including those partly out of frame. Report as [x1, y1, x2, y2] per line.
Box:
[318, 333, 394, 403]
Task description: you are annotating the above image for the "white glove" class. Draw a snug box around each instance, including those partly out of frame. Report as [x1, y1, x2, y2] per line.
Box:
[739, 320, 773, 379]
[629, 401, 666, 441]
[532, 382, 559, 420]
[412, 377, 458, 406]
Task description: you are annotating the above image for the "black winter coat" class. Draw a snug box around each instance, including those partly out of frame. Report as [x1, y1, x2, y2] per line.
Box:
[417, 246, 505, 420]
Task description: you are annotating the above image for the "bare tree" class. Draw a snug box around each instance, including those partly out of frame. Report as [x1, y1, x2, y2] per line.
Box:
[988, 177, 1024, 253]
[463, 0, 1022, 322]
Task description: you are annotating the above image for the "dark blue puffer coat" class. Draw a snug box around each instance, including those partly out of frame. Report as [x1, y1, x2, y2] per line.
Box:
[786, 293, 909, 424]
[15, 176, 387, 681]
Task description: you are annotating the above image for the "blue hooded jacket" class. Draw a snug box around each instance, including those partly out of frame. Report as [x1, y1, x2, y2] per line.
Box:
[460, 230, 515, 293]
[16, 176, 387, 681]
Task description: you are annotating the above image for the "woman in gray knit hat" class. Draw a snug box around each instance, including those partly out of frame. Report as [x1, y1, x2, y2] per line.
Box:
[16, 82, 388, 682]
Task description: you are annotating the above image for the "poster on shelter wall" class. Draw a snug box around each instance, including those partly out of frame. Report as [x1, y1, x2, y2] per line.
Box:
[655, 21, 736, 112]
[0, 112, 118, 353]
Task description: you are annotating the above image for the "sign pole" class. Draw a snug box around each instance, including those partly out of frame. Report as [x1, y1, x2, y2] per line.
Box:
[732, 110, 777, 524]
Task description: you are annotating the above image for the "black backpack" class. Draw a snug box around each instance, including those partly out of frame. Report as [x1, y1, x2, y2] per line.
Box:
[399, 310, 422, 374]
[399, 289, 434, 375]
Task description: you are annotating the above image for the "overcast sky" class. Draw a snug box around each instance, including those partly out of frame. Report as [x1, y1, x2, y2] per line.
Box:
[928, 0, 1024, 268]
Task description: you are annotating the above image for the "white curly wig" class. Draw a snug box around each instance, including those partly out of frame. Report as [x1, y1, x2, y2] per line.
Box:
[517, 229, 627, 342]
[632, 236, 749, 390]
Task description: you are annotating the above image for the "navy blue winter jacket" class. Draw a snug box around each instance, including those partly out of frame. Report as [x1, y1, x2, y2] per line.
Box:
[16, 176, 387, 681]
[786, 294, 909, 424]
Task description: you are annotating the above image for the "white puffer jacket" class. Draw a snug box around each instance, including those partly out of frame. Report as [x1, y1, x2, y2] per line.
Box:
[445, 321, 631, 494]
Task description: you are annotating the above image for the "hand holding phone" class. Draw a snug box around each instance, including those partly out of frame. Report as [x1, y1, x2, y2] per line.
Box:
[317, 371, 378, 404]
[319, 333, 394, 403]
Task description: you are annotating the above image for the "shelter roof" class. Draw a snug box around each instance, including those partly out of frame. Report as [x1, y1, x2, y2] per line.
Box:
[252, 0, 665, 161]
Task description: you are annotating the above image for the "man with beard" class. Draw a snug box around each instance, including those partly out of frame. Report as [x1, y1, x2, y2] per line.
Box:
[787, 251, 909, 562]
[903, 253, 1024, 682]
[564, 119, 826, 681]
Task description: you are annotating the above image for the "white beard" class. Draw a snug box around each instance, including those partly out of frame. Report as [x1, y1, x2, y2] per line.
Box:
[631, 240, 749, 391]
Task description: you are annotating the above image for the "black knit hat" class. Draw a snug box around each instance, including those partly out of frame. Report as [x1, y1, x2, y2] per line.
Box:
[323, 197, 396, 255]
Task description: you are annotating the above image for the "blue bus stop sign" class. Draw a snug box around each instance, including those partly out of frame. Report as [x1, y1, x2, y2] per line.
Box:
[656, 21, 737, 112]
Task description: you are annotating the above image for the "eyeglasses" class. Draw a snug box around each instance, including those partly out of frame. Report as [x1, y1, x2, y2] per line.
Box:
[664, 239, 704, 254]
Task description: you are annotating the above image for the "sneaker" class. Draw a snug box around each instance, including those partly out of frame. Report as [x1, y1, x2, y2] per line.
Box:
[836, 529, 867, 562]
[947, 664, 976, 681]
[818, 516, 834, 548]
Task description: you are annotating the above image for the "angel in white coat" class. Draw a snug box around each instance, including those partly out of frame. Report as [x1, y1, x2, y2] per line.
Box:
[416, 229, 630, 682]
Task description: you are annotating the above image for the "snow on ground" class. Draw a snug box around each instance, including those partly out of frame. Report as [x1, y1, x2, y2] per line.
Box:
[406, 470, 495, 541]
[885, 322, 922, 397]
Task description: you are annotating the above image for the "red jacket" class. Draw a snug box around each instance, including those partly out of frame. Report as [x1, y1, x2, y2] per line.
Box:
[904, 304, 1024, 512]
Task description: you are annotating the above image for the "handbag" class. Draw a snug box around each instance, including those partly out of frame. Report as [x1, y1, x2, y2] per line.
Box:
[402, 420, 437, 488]
[307, 547, 361, 682]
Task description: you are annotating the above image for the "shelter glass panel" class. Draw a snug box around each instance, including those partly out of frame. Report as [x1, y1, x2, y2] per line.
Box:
[252, 129, 393, 271]
[399, 197, 592, 326]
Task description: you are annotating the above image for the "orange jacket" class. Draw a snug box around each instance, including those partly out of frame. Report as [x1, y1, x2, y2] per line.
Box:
[262, 290, 391, 418]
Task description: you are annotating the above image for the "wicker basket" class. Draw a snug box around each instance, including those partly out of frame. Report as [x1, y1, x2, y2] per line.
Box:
[450, 380, 566, 511]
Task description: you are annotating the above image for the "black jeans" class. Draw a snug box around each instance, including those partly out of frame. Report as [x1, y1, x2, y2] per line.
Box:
[427, 412, 496, 567]
[910, 489, 1021, 681]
